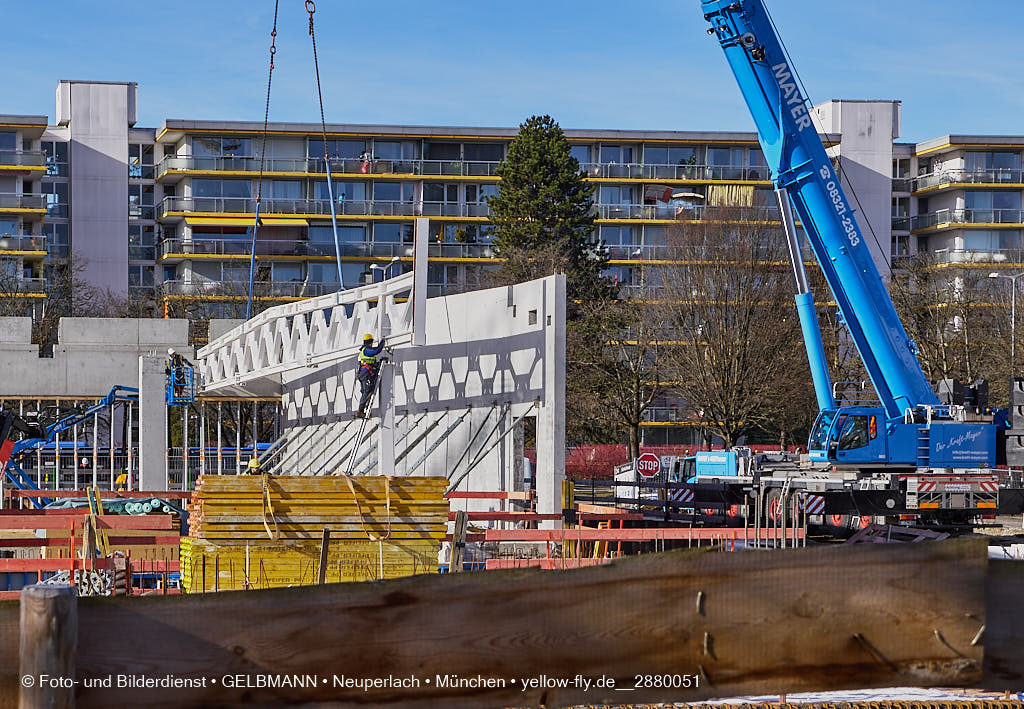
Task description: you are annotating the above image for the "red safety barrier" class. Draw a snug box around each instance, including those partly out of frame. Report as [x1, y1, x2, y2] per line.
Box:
[9, 490, 192, 499]
[485, 558, 613, 570]
[484, 527, 804, 542]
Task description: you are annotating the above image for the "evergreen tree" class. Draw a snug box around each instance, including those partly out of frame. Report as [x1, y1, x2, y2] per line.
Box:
[486, 115, 612, 302]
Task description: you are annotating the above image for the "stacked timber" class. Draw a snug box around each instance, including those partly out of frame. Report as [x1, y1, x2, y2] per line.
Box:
[180, 475, 449, 592]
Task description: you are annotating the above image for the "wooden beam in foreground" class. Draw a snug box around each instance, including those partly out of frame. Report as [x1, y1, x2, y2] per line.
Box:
[0, 539, 1018, 708]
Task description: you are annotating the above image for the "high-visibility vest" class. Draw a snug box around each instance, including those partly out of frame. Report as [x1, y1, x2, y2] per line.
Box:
[358, 346, 377, 368]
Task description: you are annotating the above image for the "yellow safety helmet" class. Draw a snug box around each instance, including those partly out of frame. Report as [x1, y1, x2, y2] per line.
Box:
[362, 333, 374, 342]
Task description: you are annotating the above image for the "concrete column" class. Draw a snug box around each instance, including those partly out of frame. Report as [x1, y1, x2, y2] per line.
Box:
[138, 355, 168, 490]
[376, 281, 396, 477]
[536, 275, 566, 525]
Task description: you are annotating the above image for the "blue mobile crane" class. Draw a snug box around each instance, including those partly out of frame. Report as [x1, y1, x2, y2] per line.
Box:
[678, 0, 1024, 529]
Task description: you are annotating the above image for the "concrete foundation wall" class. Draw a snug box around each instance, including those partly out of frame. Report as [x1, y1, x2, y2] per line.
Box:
[0, 317, 192, 397]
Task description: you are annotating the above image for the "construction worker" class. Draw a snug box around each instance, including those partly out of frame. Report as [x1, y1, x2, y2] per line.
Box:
[246, 456, 261, 475]
[355, 333, 386, 418]
[115, 468, 129, 492]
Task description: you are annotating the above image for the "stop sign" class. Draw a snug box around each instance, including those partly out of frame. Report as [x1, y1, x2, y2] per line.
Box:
[636, 452, 661, 478]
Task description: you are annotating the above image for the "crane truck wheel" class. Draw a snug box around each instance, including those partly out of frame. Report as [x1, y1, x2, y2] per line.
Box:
[725, 503, 743, 528]
[825, 513, 852, 537]
[765, 490, 783, 525]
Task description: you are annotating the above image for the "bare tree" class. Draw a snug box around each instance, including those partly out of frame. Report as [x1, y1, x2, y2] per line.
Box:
[657, 207, 805, 448]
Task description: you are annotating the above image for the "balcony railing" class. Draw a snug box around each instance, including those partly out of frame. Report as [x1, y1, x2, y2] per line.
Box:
[912, 208, 1024, 230]
[0, 150, 45, 168]
[157, 155, 503, 179]
[892, 216, 911, 232]
[159, 279, 338, 298]
[913, 168, 1024, 192]
[928, 248, 1024, 265]
[0, 234, 47, 252]
[0, 194, 46, 211]
[156, 155, 773, 183]
[597, 204, 779, 221]
[157, 237, 497, 261]
[642, 406, 691, 423]
[0, 277, 47, 294]
[891, 177, 912, 193]
[581, 163, 769, 181]
[158, 196, 491, 219]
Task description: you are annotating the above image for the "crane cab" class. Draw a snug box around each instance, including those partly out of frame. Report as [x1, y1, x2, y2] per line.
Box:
[808, 407, 886, 466]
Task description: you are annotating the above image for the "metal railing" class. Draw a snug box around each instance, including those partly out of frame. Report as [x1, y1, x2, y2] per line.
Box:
[0, 193, 46, 210]
[892, 216, 911, 232]
[891, 177, 912, 193]
[581, 163, 769, 181]
[159, 279, 338, 298]
[913, 168, 1024, 192]
[0, 234, 47, 252]
[928, 248, 1024, 265]
[0, 277, 47, 294]
[157, 238, 496, 261]
[0, 150, 45, 168]
[911, 208, 1024, 230]
[597, 204, 779, 221]
[643, 406, 690, 423]
[157, 155, 504, 178]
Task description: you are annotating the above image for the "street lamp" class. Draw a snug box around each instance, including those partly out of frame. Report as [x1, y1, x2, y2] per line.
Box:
[988, 271, 1024, 374]
[371, 256, 402, 282]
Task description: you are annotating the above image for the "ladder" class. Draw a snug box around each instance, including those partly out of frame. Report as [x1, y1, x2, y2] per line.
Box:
[916, 427, 930, 468]
[344, 362, 387, 476]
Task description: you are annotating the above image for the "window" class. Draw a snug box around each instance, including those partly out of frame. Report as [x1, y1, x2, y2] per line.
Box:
[423, 142, 460, 161]
[41, 141, 68, 177]
[272, 262, 303, 282]
[43, 223, 69, 256]
[599, 185, 636, 204]
[315, 181, 366, 201]
[837, 415, 870, 450]
[307, 139, 365, 159]
[707, 147, 743, 166]
[463, 143, 503, 162]
[372, 182, 414, 202]
[569, 145, 591, 167]
[270, 180, 302, 200]
[128, 184, 155, 219]
[372, 140, 420, 160]
[962, 229, 1022, 251]
[128, 265, 154, 288]
[376, 224, 407, 243]
[40, 183, 68, 218]
[423, 183, 458, 203]
[129, 143, 154, 178]
[0, 132, 15, 151]
[600, 145, 634, 163]
[192, 179, 252, 199]
[309, 225, 366, 245]
[965, 151, 1021, 172]
[0, 219, 17, 236]
[965, 191, 1022, 222]
[129, 225, 156, 260]
[192, 136, 252, 158]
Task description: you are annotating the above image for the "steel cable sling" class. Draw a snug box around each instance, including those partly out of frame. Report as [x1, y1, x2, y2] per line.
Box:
[246, 0, 280, 321]
[246, 1, 346, 321]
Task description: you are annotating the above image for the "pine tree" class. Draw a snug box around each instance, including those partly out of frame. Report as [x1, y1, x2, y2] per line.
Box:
[486, 115, 611, 302]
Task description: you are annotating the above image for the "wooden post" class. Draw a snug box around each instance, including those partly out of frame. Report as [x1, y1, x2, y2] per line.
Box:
[317, 527, 331, 585]
[450, 510, 468, 573]
[19, 584, 77, 709]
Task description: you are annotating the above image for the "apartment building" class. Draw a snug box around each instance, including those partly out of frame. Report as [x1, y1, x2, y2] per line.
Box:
[17, 80, 998, 444]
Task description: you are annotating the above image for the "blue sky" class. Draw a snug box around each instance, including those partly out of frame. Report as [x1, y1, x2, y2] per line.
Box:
[5, 1, 1023, 142]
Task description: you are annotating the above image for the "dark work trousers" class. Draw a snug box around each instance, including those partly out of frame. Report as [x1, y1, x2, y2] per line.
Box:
[357, 367, 378, 414]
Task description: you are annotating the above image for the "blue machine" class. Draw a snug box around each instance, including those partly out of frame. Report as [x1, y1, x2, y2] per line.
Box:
[2, 385, 138, 502]
[701, 0, 999, 470]
[166, 351, 196, 405]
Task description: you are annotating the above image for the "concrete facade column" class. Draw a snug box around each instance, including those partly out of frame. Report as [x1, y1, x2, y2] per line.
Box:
[376, 281, 396, 477]
[138, 354, 168, 490]
[536, 274, 566, 524]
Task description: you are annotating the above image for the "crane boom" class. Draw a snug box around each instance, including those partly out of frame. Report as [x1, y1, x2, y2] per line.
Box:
[700, 0, 938, 420]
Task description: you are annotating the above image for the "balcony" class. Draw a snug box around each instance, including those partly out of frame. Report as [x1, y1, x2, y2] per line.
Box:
[911, 208, 1024, 232]
[913, 169, 1024, 193]
[157, 237, 497, 262]
[642, 406, 692, 424]
[0, 193, 46, 213]
[159, 279, 338, 299]
[158, 196, 492, 221]
[0, 277, 47, 295]
[891, 177, 912, 193]
[0, 150, 46, 171]
[597, 203, 779, 222]
[928, 248, 1024, 265]
[892, 216, 911, 232]
[0, 234, 47, 256]
[156, 155, 503, 181]
[581, 163, 769, 182]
